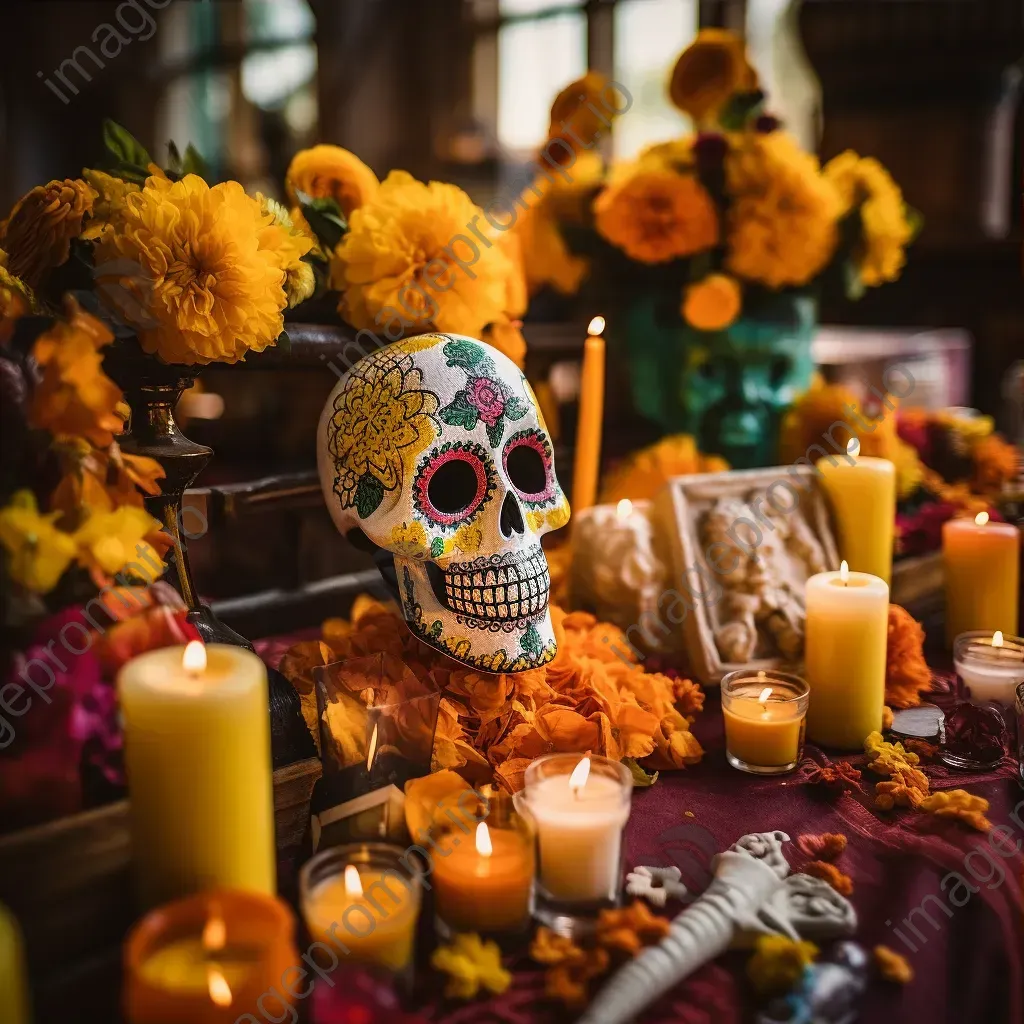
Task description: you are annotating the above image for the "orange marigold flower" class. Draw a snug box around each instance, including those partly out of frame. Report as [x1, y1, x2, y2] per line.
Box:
[801, 860, 853, 896]
[547, 72, 625, 159]
[29, 297, 124, 447]
[600, 434, 728, 504]
[0, 252, 34, 336]
[919, 790, 991, 832]
[971, 434, 1019, 494]
[285, 144, 379, 219]
[874, 945, 914, 984]
[544, 948, 610, 1009]
[594, 168, 719, 264]
[668, 29, 758, 125]
[795, 832, 847, 861]
[0, 177, 97, 288]
[805, 761, 863, 795]
[595, 900, 670, 956]
[886, 604, 932, 709]
[682, 273, 742, 332]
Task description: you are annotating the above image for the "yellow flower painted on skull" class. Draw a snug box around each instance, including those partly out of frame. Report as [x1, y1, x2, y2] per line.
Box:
[547, 499, 571, 531]
[453, 522, 483, 554]
[327, 349, 440, 518]
[389, 520, 430, 558]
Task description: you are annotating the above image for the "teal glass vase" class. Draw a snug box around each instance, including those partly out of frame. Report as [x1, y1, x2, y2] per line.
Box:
[609, 291, 817, 469]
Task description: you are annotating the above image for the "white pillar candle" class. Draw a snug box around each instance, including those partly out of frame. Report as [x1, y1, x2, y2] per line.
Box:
[519, 754, 632, 902]
[118, 642, 277, 909]
[954, 631, 1024, 707]
[805, 561, 889, 750]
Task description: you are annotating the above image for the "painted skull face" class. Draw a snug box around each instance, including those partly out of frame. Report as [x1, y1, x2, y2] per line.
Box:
[317, 334, 570, 672]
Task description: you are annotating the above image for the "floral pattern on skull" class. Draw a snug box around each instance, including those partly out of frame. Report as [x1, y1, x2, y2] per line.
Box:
[317, 334, 569, 672]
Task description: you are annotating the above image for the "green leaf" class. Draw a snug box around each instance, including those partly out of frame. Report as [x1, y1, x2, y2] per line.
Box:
[355, 473, 385, 519]
[717, 90, 765, 132]
[442, 339, 485, 371]
[486, 419, 504, 448]
[429, 619, 444, 639]
[503, 396, 529, 422]
[102, 119, 152, 172]
[296, 190, 348, 251]
[439, 392, 479, 431]
[843, 260, 865, 301]
[166, 140, 182, 175]
[181, 143, 211, 181]
[622, 758, 659, 787]
[430, 537, 445, 559]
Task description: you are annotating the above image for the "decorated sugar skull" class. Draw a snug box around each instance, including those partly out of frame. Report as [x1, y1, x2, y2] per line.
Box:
[317, 334, 570, 672]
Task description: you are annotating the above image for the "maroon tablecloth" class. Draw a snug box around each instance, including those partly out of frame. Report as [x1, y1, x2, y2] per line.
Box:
[256, 639, 1024, 1024]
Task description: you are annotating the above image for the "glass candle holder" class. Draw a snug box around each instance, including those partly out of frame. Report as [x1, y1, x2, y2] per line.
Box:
[429, 789, 535, 938]
[514, 753, 632, 933]
[299, 843, 422, 975]
[721, 670, 810, 775]
[954, 631, 1024, 708]
[123, 888, 299, 1024]
[1016, 683, 1024, 788]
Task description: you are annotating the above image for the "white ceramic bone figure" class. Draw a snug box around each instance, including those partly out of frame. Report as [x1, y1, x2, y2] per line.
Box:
[317, 334, 569, 673]
[578, 830, 858, 1024]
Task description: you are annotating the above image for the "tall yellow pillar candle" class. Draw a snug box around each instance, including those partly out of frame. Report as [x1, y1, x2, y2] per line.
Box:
[0, 903, 29, 1024]
[943, 512, 1020, 646]
[805, 562, 889, 749]
[118, 642, 276, 909]
[572, 316, 606, 514]
[816, 440, 896, 584]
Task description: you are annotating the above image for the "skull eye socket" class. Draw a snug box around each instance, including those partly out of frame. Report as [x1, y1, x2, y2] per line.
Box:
[503, 430, 554, 505]
[415, 443, 495, 528]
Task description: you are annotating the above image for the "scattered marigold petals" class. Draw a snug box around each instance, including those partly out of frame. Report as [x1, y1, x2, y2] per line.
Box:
[595, 900, 671, 953]
[882, 705, 894, 731]
[746, 934, 818, 996]
[805, 761, 864, 795]
[904, 738, 939, 759]
[544, 948, 610, 1009]
[795, 832, 847, 861]
[919, 789, 991, 832]
[431, 933, 511, 1000]
[801, 860, 854, 896]
[529, 927, 581, 966]
[874, 945, 914, 984]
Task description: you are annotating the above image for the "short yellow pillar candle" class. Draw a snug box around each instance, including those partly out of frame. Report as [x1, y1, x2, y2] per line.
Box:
[118, 642, 276, 909]
[721, 670, 809, 774]
[943, 512, 1020, 646]
[300, 843, 422, 973]
[805, 561, 889, 749]
[817, 439, 896, 584]
[433, 819, 534, 934]
[0, 903, 29, 1024]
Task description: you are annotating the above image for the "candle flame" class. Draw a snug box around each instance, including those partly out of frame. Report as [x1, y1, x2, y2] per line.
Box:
[616, 498, 633, 520]
[202, 910, 226, 952]
[587, 316, 606, 337]
[757, 670, 766, 681]
[993, 630, 1004, 648]
[758, 687, 773, 704]
[475, 821, 493, 857]
[344, 864, 363, 898]
[366, 722, 378, 771]
[207, 966, 233, 1008]
[975, 511, 990, 526]
[847, 438, 860, 457]
[182, 640, 207, 675]
[568, 755, 591, 796]
[839, 560, 849, 584]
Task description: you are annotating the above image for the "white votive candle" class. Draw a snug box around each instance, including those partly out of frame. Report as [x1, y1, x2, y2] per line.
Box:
[954, 631, 1024, 707]
[519, 754, 632, 902]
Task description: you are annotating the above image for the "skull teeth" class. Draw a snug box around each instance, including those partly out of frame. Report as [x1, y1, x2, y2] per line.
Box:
[442, 550, 550, 622]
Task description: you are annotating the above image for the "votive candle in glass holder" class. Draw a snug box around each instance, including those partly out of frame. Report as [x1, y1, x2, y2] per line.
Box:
[721, 670, 810, 775]
[300, 843, 422, 974]
[430, 790, 534, 937]
[1015, 683, 1024, 788]
[954, 631, 1024, 708]
[514, 753, 632, 932]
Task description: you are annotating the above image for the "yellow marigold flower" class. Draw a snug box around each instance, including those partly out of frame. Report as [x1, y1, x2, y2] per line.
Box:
[389, 520, 429, 558]
[669, 29, 758, 125]
[637, 137, 696, 173]
[594, 168, 718, 264]
[892, 436, 924, 499]
[0, 178, 97, 288]
[255, 193, 315, 308]
[30, 297, 124, 447]
[74, 505, 166, 580]
[726, 132, 841, 288]
[0, 490, 78, 594]
[824, 150, 913, 287]
[93, 174, 288, 365]
[285, 144, 379, 219]
[481, 316, 527, 369]
[79, 168, 140, 241]
[682, 273, 742, 331]
[600, 434, 729, 504]
[0, 251, 34, 334]
[334, 170, 518, 338]
[747, 934, 818, 996]
[547, 72, 625, 159]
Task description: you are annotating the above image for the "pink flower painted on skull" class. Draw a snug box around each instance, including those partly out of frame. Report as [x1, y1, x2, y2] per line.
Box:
[466, 376, 506, 426]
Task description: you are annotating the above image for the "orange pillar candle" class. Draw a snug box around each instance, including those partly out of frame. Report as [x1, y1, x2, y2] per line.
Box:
[572, 316, 606, 514]
[721, 670, 809, 774]
[943, 512, 1020, 646]
[124, 889, 299, 1024]
[300, 843, 422, 973]
[433, 820, 534, 934]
